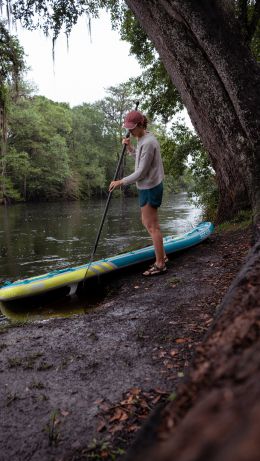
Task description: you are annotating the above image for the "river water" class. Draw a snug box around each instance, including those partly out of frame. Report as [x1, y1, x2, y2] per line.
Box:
[0, 193, 202, 321]
[0, 192, 202, 285]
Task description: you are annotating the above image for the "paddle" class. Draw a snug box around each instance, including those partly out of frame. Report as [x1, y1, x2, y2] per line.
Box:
[82, 100, 140, 284]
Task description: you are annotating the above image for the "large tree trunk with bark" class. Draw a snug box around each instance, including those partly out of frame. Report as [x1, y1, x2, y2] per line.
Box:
[126, 0, 260, 230]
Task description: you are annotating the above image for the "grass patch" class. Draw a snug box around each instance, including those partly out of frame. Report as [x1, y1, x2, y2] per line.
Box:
[44, 411, 60, 446]
[168, 276, 181, 286]
[29, 380, 45, 390]
[136, 329, 149, 341]
[6, 392, 21, 406]
[81, 438, 126, 460]
[36, 361, 53, 371]
[7, 357, 23, 368]
[38, 394, 49, 402]
[216, 210, 252, 233]
[23, 352, 44, 369]
[7, 352, 44, 369]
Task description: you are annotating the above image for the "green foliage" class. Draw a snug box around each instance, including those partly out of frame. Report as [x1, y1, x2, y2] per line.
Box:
[8, 96, 72, 200]
[70, 103, 112, 197]
[5, 148, 30, 199]
[187, 149, 218, 221]
[4, 1, 260, 113]
[10, 0, 126, 37]
[0, 175, 22, 201]
[4, 84, 138, 201]
[94, 82, 138, 187]
[0, 21, 26, 202]
[119, 7, 154, 67]
[0, 21, 25, 86]
[95, 82, 134, 141]
[155, 121, 218, 216]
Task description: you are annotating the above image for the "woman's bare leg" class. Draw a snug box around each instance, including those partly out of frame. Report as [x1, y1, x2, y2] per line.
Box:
[141, 204, 165, 267]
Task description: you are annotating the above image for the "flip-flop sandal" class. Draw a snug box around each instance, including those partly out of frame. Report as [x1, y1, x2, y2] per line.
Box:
[143, 263, 167, 276]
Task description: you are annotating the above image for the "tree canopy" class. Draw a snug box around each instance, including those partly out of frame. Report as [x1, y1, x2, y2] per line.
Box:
[2, 0, 259, 121]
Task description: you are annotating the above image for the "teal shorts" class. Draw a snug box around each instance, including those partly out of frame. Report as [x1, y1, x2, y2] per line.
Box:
[138, 182, 163, 208]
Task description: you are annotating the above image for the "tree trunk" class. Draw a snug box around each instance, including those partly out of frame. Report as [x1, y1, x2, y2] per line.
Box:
[126, 0, 260, 229]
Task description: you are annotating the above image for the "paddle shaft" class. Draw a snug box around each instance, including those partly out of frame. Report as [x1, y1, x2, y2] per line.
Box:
[91, 100, 139, 260]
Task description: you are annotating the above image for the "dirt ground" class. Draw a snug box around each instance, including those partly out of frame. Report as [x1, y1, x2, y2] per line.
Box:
[0, 224, 251, 461]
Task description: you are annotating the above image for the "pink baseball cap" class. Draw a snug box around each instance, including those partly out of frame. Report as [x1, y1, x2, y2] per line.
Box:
[123, 110, 144, 129]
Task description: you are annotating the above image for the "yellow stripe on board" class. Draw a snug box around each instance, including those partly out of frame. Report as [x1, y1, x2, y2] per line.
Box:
[83, 261, 116, 280]
[99, 262, 117, 270]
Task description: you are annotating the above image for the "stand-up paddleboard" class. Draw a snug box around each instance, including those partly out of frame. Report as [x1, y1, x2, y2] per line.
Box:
[0, 222, 214, 303]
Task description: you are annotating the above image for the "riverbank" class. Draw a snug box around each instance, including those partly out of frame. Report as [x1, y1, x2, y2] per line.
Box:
[0, 223, 251, 460]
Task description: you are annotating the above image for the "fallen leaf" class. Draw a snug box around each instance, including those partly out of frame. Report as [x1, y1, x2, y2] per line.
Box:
[129, 387, 141, 395]
[128, 424, 139, 432]
[109, 408, 128, 422]
[169, 350, 178, 357]
[158, 351, 167, 358]
[154, 388, 168, 395]
[120, 395, 136, 405]
[97, 418, 106, 432]
[175, 338, 189, 344]
[152, 395, 161, 404]
[60, 410, 69, 417]
[138, 414, 148, 420]
[140, 399, 149, 409]
[166, 363, 174, 369]
[108, 423, 123, 434]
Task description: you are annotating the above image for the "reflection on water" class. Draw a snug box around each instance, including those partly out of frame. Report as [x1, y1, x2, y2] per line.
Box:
[0, 192, 201, 322]
[0, 299, 89, 323]
[0, 282, 105, 323]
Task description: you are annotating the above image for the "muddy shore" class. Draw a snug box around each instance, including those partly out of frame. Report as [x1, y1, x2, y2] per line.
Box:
[0, 224, 250, 461]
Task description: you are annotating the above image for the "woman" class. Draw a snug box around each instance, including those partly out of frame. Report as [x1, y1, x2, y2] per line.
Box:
[109, 110, 167, 276]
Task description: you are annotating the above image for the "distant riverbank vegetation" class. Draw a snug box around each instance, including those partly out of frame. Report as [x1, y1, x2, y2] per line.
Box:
[0, 23, 215, 216]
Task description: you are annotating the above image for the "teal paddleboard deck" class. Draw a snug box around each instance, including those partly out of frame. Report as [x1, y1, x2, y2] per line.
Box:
[0, 222, 214, 302]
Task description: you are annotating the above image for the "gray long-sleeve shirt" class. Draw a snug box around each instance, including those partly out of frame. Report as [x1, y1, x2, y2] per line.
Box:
[122, 132, 164, 190]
